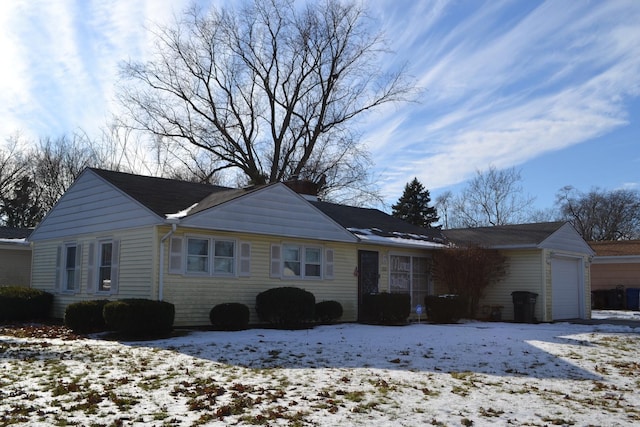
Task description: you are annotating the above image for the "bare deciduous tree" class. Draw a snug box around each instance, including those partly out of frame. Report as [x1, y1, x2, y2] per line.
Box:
[118, 0, 413, 199]
[556, 186, 640, 241]
[432, 246, 507, 318]
[449, 166, 535, 228]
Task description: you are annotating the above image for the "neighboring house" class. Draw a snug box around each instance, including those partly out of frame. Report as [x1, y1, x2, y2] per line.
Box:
[442, 222, 594, 322]
[28, 168, 446, 326]
[589, 240, 640, 309]
[0, 227, 32, 287]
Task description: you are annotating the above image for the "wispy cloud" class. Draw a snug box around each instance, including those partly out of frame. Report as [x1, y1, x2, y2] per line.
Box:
[0, 0, 189, 142]
[365, 0, 640, 201]
[0, 0, 637, 205]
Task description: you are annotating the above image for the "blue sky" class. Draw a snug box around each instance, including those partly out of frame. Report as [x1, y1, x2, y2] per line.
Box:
[1, 0, 638, 212]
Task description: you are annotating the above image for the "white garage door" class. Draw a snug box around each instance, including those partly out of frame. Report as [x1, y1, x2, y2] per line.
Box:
[551, 257, 582, 320]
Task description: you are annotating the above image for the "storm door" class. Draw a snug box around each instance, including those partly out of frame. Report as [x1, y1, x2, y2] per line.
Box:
[358, 250, 379, 321]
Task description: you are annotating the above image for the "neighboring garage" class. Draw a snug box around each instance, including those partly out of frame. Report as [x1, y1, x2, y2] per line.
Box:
[443, 222, 594, 322]
[589, 240, 640, 310]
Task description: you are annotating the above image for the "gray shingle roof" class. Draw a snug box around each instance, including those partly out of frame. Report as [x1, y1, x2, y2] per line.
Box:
[442, 222, 567, 247]
[90, 168, 232, 217]
[311, 200, 446, 243]
[89, 168, 447, 244]
[0, 227, 32, 239]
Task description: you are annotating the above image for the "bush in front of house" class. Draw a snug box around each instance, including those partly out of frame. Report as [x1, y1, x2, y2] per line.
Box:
[64, 300, 110, 333]
[424, 295, 468, 324]
[361, 293, 410, 325]
[255, 287, 315, 328]
[315, 300, 343, 324]
[209, 303, 250, 331]
[0, 286, 54, 322]
[103, 299, 175, 337]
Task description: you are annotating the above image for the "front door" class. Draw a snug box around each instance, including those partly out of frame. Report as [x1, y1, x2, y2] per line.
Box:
[358, 250, 379, 321]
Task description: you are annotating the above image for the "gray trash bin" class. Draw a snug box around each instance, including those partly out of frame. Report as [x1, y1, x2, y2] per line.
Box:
[511, 291, 538, 323]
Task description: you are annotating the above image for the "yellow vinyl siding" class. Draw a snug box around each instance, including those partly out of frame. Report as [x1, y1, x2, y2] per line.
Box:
[30, 227, 155, 319]
[159, 227, 359, 326]
[480, 249, 544, 322]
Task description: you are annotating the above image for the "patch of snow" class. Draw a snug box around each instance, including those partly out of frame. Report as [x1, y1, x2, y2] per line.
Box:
[2, 321, 639, 425]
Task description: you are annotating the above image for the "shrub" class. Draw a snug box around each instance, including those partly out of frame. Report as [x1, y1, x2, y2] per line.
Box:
[64, 300, 110, 333]
[255, 287, 315, 328]
[103, 299, 175, 338]
[0, 286, 53, 322]
[315, 300, 343, 324]
[424, 295, 468, 324]
[361, 293, 410, 325]
[209, 303, 250, 331]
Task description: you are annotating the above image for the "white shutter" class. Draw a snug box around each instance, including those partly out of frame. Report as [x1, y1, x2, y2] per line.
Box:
[73, 244, 82, 293]
[169, 237, 183, 274]
[324, 248, 334, 279]
[86, 242, 95, 294]
[239, 241, 251, 277]
[109, 240, 120, 294]
[54, 245, 62, 293]
[270, 244, 282, 278]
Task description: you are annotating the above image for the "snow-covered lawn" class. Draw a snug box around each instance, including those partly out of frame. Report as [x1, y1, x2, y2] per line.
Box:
[1, 313, 639, 426]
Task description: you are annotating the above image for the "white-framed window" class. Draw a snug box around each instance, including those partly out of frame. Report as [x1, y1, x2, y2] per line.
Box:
[272, 244, 332, 279]
[86, 239, 120, 294]
[213, 240, 235, 274]
[187, 238, 210, 273]
[98, 241, 113, 291]
[185, 236, 237, 276]
[63, 244, 79, 292]
[169, 236, 250, 277]
[389, 254, 433, 308]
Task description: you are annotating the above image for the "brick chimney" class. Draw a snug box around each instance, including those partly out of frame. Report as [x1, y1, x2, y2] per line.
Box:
[284, 176, 320, 201]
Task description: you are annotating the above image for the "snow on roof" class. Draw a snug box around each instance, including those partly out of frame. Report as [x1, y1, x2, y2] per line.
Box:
[348, 228, 448, 248]
[0, 238, 29, 246]
[165, 203, 199, 220]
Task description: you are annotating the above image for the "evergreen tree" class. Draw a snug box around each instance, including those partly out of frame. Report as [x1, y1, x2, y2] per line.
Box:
[392, 177, 439, 228]
[0, 176, 44, 228]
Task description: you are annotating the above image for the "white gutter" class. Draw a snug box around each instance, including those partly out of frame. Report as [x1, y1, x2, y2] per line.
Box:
[159, 221, 178, 301]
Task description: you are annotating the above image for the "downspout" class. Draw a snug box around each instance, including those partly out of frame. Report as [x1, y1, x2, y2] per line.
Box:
[159, 221, 178, 301]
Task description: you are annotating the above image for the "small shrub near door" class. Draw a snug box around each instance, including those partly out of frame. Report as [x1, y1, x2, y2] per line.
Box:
[103, 299, 175, 338]
[424, 295, 467, 324]
[64, 300, 110, 333]
[209, 303, 250, 331]
[255, 287, 315, 328]
[315, 300, 343, 324]
[0, 286, 54, 322]
[362, 293, 411, 325]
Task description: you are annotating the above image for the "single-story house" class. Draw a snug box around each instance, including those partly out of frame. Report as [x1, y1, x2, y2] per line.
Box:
[28, 168, 447, 326]
[0, 227, 32, 287]
[589, 240, 640, 310]
[442, 222, 594, 322]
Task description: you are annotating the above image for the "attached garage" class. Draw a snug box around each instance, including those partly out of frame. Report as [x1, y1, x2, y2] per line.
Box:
[443, 222, 594, 322]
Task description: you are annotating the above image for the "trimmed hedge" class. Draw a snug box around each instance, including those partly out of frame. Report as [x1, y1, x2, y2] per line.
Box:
[256, 287, 315, 328]
[0, 286, 53, 322]
[315, 300, 343, 324]
[362, 293, 410, 325]
[103, 299, 175, 337]
[209, 303, 250, 331]
[64, 300, 110, 333]
[424, 295, 467, 324]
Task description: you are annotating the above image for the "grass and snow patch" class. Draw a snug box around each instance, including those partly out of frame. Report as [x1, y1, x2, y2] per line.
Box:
[1, 316, 639, 426]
